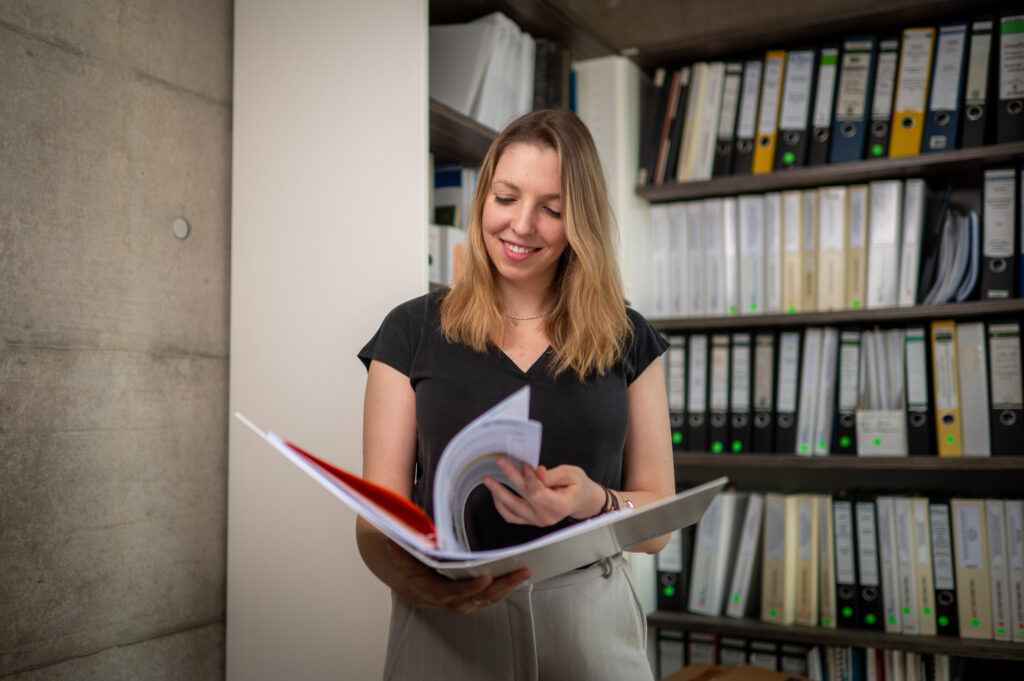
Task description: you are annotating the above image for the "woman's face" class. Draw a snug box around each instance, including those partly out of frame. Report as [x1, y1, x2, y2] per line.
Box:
[481, 142, 568, 293]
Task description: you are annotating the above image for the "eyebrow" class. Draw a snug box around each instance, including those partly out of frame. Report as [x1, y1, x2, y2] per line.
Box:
[492, 180, 561, 202]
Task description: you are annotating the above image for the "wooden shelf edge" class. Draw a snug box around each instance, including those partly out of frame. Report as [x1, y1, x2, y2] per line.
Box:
[647, 612, 1024, 661]
[636, 142, 1024, 203]
[672, 453, 1024, 470]
[429, 98, 497, 165]
[649, 299, 1024, 331]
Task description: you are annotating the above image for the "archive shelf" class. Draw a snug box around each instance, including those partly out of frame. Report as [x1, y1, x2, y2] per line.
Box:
[430, 98, 496, 165]
[637, 141, 1024, 203]
[648, 299, 1024, 332]
[646, 612, 1024, 663]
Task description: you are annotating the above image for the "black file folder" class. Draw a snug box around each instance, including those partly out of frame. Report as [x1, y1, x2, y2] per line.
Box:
[664, 67, 691, 184]
[987, 320, 1024, 455]
[709, 334, 732, 454]
[732, 59, 763, 174]
[713, 62, 744, 177]
[997, 13, 1024, 144]
[729, 332, 753, 453]
[929, 499, 960, 636]
[961, 18, 996, 148]
[774, 330, 802, 453]
[980, 168, 1018, 300]
[666, 335, 687, 452]
[905, 327, 935, 455]
[833, 498, 860, 629]
[808, 45, 840, 166]
[688, 334, 710, 452]
[832, 329, 861, 455]
[752, 332, 776, 453]
[866, 37, 900, 159]
[774, 48, 818, 169]
[656, 525, 692, 612]
[854, 499, 885, 630]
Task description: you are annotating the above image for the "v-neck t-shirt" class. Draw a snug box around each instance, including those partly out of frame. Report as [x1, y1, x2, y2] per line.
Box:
[358, 291, 669, 551]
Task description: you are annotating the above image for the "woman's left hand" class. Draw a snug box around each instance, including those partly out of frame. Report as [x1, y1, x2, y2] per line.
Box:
[481, 458, 605, 527]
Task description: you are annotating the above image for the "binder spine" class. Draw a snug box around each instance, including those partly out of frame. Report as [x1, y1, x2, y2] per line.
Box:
[922, 23, 968, 153]
[808, 46, 839, 166]
[831, 37, 877, 164]
[961, 18, 995, 148]
[997, 13, 1024, 144]
[867, 37, 900, 159]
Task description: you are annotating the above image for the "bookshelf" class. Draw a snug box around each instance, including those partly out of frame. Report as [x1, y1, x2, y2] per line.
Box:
[428, 0, 1024, 675]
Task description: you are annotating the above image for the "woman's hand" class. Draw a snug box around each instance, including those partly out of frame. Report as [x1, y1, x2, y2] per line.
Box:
[481, 458, 607, 527]
[383, 538, 531, 613]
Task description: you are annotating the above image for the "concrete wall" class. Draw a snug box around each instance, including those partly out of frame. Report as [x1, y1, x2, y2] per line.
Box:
[0, 2, 233, 679]
[228, 1, 427, 679]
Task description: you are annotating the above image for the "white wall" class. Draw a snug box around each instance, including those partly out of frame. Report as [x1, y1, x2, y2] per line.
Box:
[228, 2, 427, 679]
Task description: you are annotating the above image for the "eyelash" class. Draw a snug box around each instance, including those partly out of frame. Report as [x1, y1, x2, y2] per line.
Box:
[493, 196, 562, 219]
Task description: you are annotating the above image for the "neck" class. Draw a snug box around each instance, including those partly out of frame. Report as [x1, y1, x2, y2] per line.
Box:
[499, 280, 554, 319]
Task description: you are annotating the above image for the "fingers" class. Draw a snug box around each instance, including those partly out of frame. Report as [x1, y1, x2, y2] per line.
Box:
[449, 568, 531, 614]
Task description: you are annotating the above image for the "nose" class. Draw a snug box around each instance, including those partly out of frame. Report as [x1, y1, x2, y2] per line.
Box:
[510, 202, 537, 236]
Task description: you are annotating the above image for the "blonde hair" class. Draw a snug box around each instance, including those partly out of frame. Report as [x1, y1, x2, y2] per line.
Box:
[439, 109, 632, 380]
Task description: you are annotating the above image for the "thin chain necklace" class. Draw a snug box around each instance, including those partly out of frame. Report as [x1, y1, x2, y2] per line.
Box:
[506, 310, 549, 326]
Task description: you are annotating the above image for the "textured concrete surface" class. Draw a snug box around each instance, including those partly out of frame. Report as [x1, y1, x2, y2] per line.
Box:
[0, 1, 232, 678]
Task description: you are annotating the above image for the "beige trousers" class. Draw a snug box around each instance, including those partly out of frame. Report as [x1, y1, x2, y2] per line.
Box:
[382, 554, 654, 681]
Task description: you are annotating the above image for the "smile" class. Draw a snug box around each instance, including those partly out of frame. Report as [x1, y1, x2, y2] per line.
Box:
[502, 239, 540, 255]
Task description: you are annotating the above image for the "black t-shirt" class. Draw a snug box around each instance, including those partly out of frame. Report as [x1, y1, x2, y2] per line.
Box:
[358, 291, 669, 551]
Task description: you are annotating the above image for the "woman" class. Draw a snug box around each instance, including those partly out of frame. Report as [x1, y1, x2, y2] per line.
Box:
[357, 108, 674, 680]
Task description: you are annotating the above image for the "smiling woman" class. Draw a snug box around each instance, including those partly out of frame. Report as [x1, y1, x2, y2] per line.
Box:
[356, 108, 674, 680]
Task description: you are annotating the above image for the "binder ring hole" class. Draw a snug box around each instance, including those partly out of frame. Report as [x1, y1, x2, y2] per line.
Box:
[783, 131, 799, 144]
[732, 414, 747, 428]
[814, 127, 829, 142]
[871, 121, 888, 136]
[1008, 100, 1023, 115]
[758, 135, 771, 148]
[717, 141, 731, 153]
[965, 105, 983, 121]
[934, 111, 950, 126]
[941, 413, 955, 425]
[838, 586, 855, 600]
[841, 123, 856, 138]
[839, 414, 854, 428]
[991, 257, 1007, 273]
[737, 139, 753, 152]
[910, 412, 926, 428]
[661, 573, 678, 585]
[689, 414, 705, 427]
[754, 413, 770, 427]
[863, 586, 879, 602]
[937, 591, 954, 606]
[1000, 410, 1017, 426]
[900, 116, 915, 129]
[671, 414, 685, 427]
[779, 414, 794, 428]
[711, 414, 727, 427]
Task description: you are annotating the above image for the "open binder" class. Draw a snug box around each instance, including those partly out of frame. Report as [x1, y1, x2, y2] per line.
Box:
[236, 389, 726, 584]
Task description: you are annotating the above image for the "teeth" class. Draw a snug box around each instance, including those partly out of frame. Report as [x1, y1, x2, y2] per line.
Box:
[505, 241, 537, 254]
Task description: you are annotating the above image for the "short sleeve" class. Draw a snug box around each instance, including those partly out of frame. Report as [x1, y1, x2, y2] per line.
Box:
[622, 308, 670, 384]
[357, 295, 430, 376]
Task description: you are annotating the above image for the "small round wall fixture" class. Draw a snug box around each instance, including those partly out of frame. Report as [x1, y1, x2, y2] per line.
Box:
[173, 217, 191, 240]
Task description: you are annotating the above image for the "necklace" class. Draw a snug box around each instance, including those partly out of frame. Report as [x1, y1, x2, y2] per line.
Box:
[506, 310, 549, 326]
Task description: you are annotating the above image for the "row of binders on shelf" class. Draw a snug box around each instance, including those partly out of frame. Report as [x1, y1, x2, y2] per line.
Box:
[657, 631, 963, 681]
[648, 169, 1024, 320]
[429, 12, 568, 133]
[656, 491, 1024, 643]
[428, 161, 477, 286]
[664, 319, 1024, 457]
[638, 13, 1024, 186]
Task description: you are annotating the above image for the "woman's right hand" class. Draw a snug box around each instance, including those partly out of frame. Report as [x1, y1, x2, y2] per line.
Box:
[383, 537, 531, 613]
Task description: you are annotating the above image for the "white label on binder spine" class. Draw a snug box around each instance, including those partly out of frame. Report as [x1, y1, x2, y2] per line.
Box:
[999, 16, 1024, 100]
[834, 501, 856, 584]
[731, 334, 751, 411]
[857, 502, 880, 586]
[812, 49, 839, 127]
[955, 503, 984, 570]
[757, 55, 785, 134]
[933, 328, 958, 411]
[929, 25, 967, 111]
[776, 332, 801, 412]
[965, 23, 993, 104]
[988, 323, 1024, 409]
[872, 44, 899, 117]
[736, 60, 764, 138]
[779, 50, 816, 130]
[765, 496, 785, 561]
[799, 497, 814, 561]
[894, 29, 935, 112]
[667, 338, 686, 412]
[838, 332, 861, 410]
[658, 529, 684, 572]
[753, 335, 774, 411]
[689, 335, 708, 413]
[717, 64, 743, 137]
[906, 329, 929, 408]
[836, 50, 871, 120]
[931, 505, 956, 589]
[709, 335, 730, 411]
[983, 169, 1016, 258]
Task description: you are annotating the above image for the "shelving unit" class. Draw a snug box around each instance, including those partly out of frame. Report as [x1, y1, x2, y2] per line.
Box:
[428, 0, 1024, 675]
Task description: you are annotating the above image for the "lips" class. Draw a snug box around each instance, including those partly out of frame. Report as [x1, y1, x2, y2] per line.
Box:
[501, 239, 540, 260]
